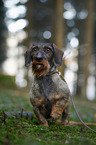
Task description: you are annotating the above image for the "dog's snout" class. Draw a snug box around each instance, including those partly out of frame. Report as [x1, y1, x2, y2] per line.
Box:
[36, 57, 43, 62]
[35, 52, 44, 62]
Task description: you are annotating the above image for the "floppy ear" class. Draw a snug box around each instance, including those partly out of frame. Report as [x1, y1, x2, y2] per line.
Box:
[25, 49, 31, 67]
[52, 43, 64, 66]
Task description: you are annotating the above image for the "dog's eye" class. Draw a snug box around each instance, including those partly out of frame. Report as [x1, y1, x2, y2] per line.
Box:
[44, 47, 52, 53]
[47, 48, 51, 52]
[32, 47, 39, 52]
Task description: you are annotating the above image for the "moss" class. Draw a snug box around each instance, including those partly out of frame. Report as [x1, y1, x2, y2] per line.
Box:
[0, 88, 96, 145]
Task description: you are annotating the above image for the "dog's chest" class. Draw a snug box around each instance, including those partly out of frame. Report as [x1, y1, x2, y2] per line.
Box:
[33, 76, 56, 99]
[30, 74, 70, 105]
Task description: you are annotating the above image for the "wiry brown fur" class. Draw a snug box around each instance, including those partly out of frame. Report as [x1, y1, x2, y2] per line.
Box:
[32, 58, 50, 77]
[25, 43, 70, 126]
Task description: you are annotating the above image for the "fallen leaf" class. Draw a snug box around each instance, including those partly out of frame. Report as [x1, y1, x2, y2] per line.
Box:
[34, 137, 41, 141]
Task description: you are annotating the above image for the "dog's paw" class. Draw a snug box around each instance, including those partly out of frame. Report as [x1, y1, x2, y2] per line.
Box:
[41, 122, 49, 126]
[56, 120, 69, 125]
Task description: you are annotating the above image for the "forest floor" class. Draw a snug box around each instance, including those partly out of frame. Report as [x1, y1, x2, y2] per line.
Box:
[0, 75, 96, 145]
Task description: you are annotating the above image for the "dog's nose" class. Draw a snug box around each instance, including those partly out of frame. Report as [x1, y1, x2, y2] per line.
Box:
[36, 57, 43, 62]
[35, 52, 44, 62]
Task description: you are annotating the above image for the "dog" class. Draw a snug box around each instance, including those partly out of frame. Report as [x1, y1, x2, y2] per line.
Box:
[25, 43, 70, 126]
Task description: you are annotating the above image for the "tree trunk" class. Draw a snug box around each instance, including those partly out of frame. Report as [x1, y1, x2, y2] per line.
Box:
[82, 0, 94, 98]
[25, 1, 33, 47]
[55, 0, 65, 75]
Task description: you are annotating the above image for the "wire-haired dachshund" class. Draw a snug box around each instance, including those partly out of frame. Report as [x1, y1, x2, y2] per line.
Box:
[25, 43, 70, 126]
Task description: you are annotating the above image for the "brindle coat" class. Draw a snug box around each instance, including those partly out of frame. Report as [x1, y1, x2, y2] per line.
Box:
[25, 43, 70, 126]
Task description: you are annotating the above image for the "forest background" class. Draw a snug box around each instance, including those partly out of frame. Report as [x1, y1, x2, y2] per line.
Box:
[0, 0, 96, 145]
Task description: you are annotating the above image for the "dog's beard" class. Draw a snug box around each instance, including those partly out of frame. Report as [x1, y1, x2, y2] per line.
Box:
[32, 59, 50, 77]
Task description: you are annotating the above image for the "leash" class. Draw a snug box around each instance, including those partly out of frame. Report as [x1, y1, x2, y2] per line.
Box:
[57, 71, 96, 133]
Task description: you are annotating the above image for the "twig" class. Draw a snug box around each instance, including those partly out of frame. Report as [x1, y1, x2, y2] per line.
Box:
[2, 111, 6, 125]
[15, 108, 23, 125]
[64, 121, 96, 126]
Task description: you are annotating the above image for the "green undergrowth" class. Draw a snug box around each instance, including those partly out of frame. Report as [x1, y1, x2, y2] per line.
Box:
[0, 88, 96, 145]
[0, 74, 16, 89]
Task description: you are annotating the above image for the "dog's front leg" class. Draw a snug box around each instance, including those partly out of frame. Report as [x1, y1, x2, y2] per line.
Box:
[51, 99, 68, 123]
[33, 106, 48, 126]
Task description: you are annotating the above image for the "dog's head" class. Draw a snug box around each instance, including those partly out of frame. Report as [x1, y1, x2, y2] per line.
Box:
[25, 43, 64, 77]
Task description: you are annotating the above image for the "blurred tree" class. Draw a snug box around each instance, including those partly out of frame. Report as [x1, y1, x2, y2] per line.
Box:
[26, 0, 53, 44]
[50, 1, 56, 43]
[93, 1, 96, 99]
[83, 0, 94, 98]
[94, 27, 96, 99]
[55, 0, 64, 47]
[75, 0, 87, 96]
[55, 0, 65, 75]
[0, 0, 7, 68]
[25, 0, 33, 47]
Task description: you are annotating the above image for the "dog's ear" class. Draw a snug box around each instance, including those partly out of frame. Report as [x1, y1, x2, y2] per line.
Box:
[25, 49, 31, 67]
[52, 43, 64, 66]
